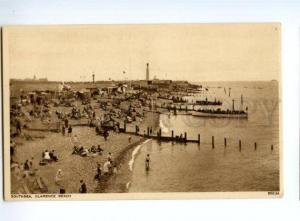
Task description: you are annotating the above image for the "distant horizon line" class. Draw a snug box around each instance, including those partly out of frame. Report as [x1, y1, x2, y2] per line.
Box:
[9, 78, 278, 83]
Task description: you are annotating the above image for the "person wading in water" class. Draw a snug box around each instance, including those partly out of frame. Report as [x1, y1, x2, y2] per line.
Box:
[145, 154, 150, 171]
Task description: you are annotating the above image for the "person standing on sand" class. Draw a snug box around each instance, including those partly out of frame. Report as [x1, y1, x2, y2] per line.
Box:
[14, 163, 22, 181]
[79, 180, 87, 193]
[94, 163, 102, 180]
[55, 169, 63, 187]
[107, 152, 113, 163]
[62, 125, 65, 136]
[10, 140, 16, 157]
[29, 157, 36, 172]
[68, 125, 73, 136]
[64, 118, 69, 128]
[103, 160, 111, 175]
[145, 154, 150, 170]
[23, 160, 30, 178]
[103, 130, 109, 141]
[16, 118, 22, 135]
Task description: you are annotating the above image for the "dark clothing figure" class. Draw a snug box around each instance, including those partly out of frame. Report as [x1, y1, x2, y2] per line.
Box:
[49, 151, 54, 160]
[24, 160, 30, 171]
[79, 146, 84, 153]
[94, 164, 102, 181]
[90, 146, 96, 153]
[16, 120, 22, 135]
[72, 146, 79, 154]
[10, 141, 16, 156]
[145, 154, 150, 170]
[50, 150, 58, 162]
[79, 181, 87, 193]
[97, 167, 101, 176]
[68, 126, 72, 135]
[62, 125, 65, 136]
[103, 130, 109, 141]
[10, 146, 14, 156]
[97, 145, 103, 154]
[64, 118, 69, 128]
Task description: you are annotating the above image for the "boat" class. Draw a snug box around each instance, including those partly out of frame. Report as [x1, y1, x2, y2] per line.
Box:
[191, 110, 248, 118]
[195, 99, 222, 106]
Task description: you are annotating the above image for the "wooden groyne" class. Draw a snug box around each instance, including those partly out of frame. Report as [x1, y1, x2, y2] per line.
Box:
[123, 131, 200, 144]
[27, 121, 275, 152]
[119, 124, 200, 144]
[120, 124, 275, 152]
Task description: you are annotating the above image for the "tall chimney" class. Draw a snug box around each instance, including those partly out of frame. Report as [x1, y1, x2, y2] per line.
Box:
[92, 74, 95, 83]
[146, 63, 149, 81]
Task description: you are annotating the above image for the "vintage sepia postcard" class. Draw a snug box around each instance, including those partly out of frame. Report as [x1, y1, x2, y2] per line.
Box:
[1, 24, 282, 200]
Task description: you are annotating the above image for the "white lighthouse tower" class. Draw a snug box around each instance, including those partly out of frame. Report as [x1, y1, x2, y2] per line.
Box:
[146, 63, 150, 81]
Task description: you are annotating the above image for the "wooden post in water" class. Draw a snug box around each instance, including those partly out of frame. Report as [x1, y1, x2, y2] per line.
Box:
[241, 94, 244, 110]
[254, 142, 257, 150]
[198, 134, 200, 145]
[159, 128, 162, 138]
[147, 127, 150, 137]
[271, 144, 274, 151]
[212, 136, 215, 149]
[239, 140, 242, 151]
[224, 137, 227, 147]
[184, 132, 187, 142]
[171, 130, 174, 139]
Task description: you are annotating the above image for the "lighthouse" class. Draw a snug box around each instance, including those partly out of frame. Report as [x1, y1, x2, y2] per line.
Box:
[146, 63, 150, 81]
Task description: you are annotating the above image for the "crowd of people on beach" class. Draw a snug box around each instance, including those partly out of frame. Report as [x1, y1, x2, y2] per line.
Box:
[39, 149, 59, 165]
[54, 104, 96, 120]
[72, 144, 103, 157]
[10, 136, 121, 194]
[9, 84, 165, 195]
[11, 154, 48, 194]
[74, 151, 120, 193]
[93, 152, 119, 182]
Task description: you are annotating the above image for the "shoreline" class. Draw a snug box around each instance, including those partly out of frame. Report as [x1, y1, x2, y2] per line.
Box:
[11, 111, 160, 194]
[101, 112, 160, 193]
[99, 138, 148, 193]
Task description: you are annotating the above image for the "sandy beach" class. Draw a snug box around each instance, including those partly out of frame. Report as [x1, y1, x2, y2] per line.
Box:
[11, 111, 160, 194]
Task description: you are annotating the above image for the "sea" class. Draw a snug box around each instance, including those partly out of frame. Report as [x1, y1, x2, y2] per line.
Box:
[107, 81, 280, 192]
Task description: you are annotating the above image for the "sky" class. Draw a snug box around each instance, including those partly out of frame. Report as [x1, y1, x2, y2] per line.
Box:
[3, 23, 280, 82]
